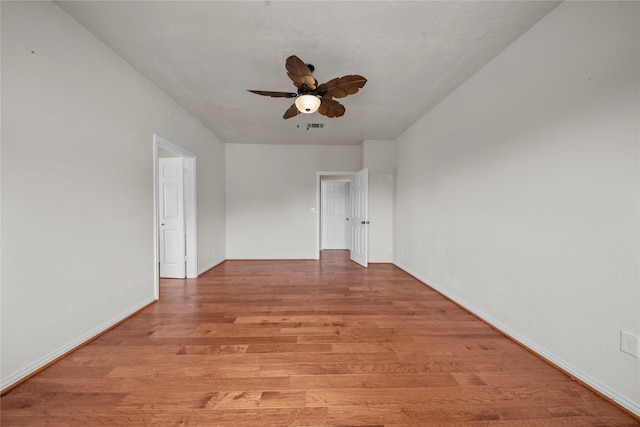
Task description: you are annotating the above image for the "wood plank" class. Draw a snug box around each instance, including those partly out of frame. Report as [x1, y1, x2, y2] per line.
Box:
[1, 250, 637, 425]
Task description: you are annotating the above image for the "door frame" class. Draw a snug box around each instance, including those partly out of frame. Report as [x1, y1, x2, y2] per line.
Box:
[315, 171, 355, 260]
[153, 135, 198, 299]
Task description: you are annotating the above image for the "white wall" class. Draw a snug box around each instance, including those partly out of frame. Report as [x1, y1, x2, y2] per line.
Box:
[226, 143, 360, 259]
[394, 1, 639, 413]
[362, 140, 394, 262]
[0, 1, 226, 389]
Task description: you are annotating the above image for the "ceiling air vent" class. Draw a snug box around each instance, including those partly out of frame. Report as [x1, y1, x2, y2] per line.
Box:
[307, 123, 324, 130]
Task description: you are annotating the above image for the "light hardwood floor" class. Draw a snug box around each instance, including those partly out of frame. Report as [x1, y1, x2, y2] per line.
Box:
[2, 251, 638, 426]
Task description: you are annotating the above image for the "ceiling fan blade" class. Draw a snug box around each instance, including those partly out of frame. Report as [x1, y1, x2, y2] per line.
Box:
[283, 103, 300, 119]
[317, 75, 367, 99]
[318, 98, 345, 118]
[285, 55, 316, 90]
[248, 90, 297, 98]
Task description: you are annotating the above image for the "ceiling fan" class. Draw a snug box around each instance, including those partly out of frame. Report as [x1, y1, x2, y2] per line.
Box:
[248, 55, 367, 119]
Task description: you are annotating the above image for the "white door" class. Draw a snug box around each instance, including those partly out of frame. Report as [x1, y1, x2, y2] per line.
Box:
[350, 169, 368, 267]
[322, 180, 351, 249]
[159, 158, 185, 278]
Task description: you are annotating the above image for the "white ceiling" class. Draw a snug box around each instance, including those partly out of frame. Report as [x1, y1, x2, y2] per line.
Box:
[56, 1, 560, 146]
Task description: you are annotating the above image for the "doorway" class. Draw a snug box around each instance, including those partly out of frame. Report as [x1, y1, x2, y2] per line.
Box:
[321, 179, 351, 250]
[153, 135, 197, 299]
[315, 170, 368, 267]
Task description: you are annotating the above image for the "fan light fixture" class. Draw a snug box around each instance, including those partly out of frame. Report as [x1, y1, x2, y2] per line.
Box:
[295, 94, 321, 114]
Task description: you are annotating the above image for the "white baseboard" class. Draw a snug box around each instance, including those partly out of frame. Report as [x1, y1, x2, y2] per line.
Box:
[197, 256, 225, 276]
[393, 261, 640, 418]
[1, 296, 156, 392]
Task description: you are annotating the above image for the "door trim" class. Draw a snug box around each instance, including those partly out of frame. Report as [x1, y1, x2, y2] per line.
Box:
[153, 135, 198, 299]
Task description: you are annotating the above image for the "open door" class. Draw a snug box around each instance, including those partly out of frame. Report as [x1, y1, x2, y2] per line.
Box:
[159, 157, 186, 278]
[350, 168, 368, 267]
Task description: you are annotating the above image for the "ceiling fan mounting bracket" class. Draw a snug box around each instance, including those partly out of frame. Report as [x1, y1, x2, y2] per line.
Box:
[297, 84, 325, 98]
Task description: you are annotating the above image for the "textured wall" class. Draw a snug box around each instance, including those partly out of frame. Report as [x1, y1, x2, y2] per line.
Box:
[1, 1, 226, 388]
[226, 143, 360, 259]
[362, 140, 394, 263]
[394, 1, 639, 413]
